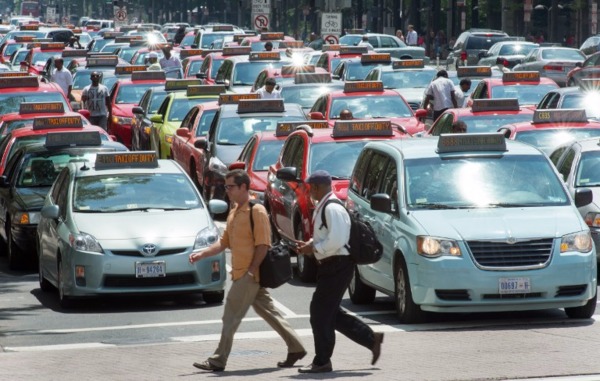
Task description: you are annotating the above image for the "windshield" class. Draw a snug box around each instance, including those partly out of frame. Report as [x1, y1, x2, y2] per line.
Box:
[90, 39, 113, 52]
[576, 151, 600, 187]
[181, 34, 195, 48]
[99, 44, 123, 53]
[167, 98, 215, 121]
[116, 84, 162, 104]
[188, 60, 203, 76]
[515, 128, 600, 154]
[330, 96, 413, 119]
[118, 47, 138, 62]
[4, 43, 24, 57]
[281, 84, 344, 108]
[216, 116, 305, 145]
[8, 134, 108, 164]
[196, 109, 217, 136]
[345, 62, 390, 81]
[31, 51, 58, 66]
[309, 141, 368, 179]
[73, 173, 201, 212]
[200, 33, 233, 49]
[541, 49, 585, 60]
[149, 91, 167, 114]
[18, 152, 96, 187]
[561, 93, 600, 119]
[253, 140, 284, 171]
[11, 50, 28, 66]
[0, 92, 68, 114]
[1, 31, 45, 45]
[381, 70, 435, 89]
[491, 84, 557, 105]
[405, 155, 568, 208]
[133, 51, 164, 65]
[339, 35, 362, 46]
[233, 62, 285, 86]
[73, 72, 115, 90]
[1, 119, 34, 137]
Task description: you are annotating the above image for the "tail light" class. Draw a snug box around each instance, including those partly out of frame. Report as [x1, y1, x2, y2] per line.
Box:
[460, 51, 467, 61]
[543, 65, 563, 72]
[503, 59, 510, 67]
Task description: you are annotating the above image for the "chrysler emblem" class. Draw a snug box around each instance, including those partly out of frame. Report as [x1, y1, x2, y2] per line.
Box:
[141, 243, 158, 257]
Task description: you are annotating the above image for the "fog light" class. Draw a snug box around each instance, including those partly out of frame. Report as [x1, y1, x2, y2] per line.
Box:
[211, 260, 220, 281]
[75, 265, 86, 286]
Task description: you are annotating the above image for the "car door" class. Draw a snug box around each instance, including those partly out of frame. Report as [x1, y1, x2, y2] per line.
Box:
[173, 106, 199, 170]
[41, 168, 69, 285]
[0, 150, 23, 242]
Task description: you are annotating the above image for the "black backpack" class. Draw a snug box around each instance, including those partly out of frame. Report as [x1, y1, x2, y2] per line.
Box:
[320, 199, 383, 265]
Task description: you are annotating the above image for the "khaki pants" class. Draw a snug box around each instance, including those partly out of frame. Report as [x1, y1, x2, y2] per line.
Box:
[208, 274, 305, 368]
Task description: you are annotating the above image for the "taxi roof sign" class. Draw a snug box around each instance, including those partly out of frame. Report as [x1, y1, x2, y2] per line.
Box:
[33, 116, 83, 130]
[179, 49, 204, 59]
[131, 70, 165, 81]
[237, 99, 284, 113]
[322, 44, 341, 52]
[502, 71, 540, 83]
[33, 38, 53, 42]
[275, 121, 329, 137]
[0, 76, 39, 88]
[212, 25, 234, 32]
[218, 93, 260, 104]
[471, 99, 520, 112]
[45, 131, 102, 148]
[19, 102, 65, 114]
[249, 52, 280, 61]
[187, 85, 227, 96]
[281, 65, 315, 75]
[294, 73, 332, 84]
[457, 66, 492, 77]
[339, 46, 368, 55]
[115, 36, 143, 43]
[222, 46, 252, 56]
[164, 79, 203, 91]
[86, 56, 119, 67]
[332, 120, 393, 138]
[233, 34, 247, 43]
[280, 41, 304, 49]
[102, 32, 124, 39]
[437, 132, 507, 153]
[118, 26, 136, 33]
[260, 32, 284, 41]
[62, 49, 88, 57]
[392, 59, 425, 69]
[95, 151, 159, 170]
[14, 36, 34, 42]
[115, 65, 148, 75]
[532, 109, 588, 124]
[347, 29, 366, 34]
[343, 81, 384, 93]
[360, 53, 391, 64]
[19, 24, 39, 30]
[40, 42, 65, 50]
[0, 72, 33, 78]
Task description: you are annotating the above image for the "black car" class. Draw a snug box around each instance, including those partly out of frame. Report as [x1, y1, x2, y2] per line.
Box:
[447, 29, 510, 69]
[131, 87, 168, 151]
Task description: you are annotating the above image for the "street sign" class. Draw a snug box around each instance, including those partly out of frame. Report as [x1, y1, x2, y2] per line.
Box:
[114, 6, 127, 28]
[321, 12, 342, 35]
[324, 34, 339, 44]
[252, 0, 270, 14]
[253, 14, 269, 30]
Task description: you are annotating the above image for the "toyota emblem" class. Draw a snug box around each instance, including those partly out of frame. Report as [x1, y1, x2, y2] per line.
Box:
[141, 243, 158, 256]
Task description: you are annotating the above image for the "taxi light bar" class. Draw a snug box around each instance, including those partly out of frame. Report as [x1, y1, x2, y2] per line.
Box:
[187, 85, 227, 96]
[86, 56, 119, 67]
[294, 73, 332, 84]
[212, 25, 234, 32]
[322, 44, 341, 52]
[249, 52, 280, 61]
[218, 93, 260, 104]
[129, 40, 147, 47]
[502, 71, 540, 83]
[392, 59, 424, 69]
[0, 76, 39, 88]
[471, 99, 520, 112]
[179, 49, 204, 59]
[19, 25, 39, 30]
[347, 29, 366, 34]
[339, 46, 368, 55]
[115, 65, 148, 75]
[457, 66, 492, 77]
[40, 42, 65, 50]
[0, 72, 32, 78]
[343, 81, 384, 93]
[233, 34, 248, 43]
[95, 151, 159, 170]
[360, 53, 391, 63]
[237, 99, 284, 113]
[131, 71, 166, 81]
[102, 32, 124, 39]
[72, 28, 83, 33]
[275, 121, 329, 137]
[14, 36, 34, 42]
[281, 65, 315, 75]
[280, 41, 304, 49]
[437, 132, 507, 153]
[25, 42, 42, 49]
[332, 120, 393, 138]
[115, 36, 143, 43]
[532, 109, 588, 124]
[222, 46, 252, 56]
[33, 116, 84, 130]
[19, 102, 65, 114]
[200, 49, 221, 57]
[62, 49, 88, 58]
[118, 26, 136, 33]
[164, 79, 203, 91]
[260, 32, 284, 41]
[45, 131, 102, 148]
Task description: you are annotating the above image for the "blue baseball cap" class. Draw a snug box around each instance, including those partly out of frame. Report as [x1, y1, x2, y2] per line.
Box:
[306, 170, 332, 185]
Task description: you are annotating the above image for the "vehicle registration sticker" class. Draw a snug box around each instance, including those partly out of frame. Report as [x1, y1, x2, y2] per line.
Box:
[135, 261, 166, 278]
[499, 277, 531, 294]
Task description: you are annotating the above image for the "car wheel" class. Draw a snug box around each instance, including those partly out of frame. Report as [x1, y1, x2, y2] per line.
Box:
[58, 259, 74, 309]
[394, 255, 425, 323]
[190, 161, 202, 192]
[295, 224, 317, 283]
[565, 292, 597, 319]
[203, 290, 224, 304]
[7, 222, 24, 270]
[38, 240, 52, 292]
[348, 265, 376, 304]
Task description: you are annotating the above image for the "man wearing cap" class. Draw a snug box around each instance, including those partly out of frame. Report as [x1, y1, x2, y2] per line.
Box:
[423, 69, 458, 122]
[147, 51, 161, 71]
[358, 35, 374, 50]
[81, 71, 110, 130]
[264, 41, 273, 51]
[295, 170, 384, 374]
[159, 45, 181, 69]
[50, 57, 73, 101]
[255, 77, 282, 99]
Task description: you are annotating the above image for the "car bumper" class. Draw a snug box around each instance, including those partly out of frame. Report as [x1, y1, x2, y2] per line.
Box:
[12, 224, 37, 256]
[109, 122, 132, 148]
[541, 72, 568, 87]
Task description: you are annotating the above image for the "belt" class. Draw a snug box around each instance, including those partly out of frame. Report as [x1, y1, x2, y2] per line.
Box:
[316, 255, 349, 265]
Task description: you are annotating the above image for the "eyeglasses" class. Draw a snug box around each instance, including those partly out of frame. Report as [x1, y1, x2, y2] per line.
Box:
[224, 184, 239, 190]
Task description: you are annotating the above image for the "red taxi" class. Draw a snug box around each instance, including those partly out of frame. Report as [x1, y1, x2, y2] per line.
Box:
[0, 36, 33, 64]
[0, 73, 71, 114]
[0, 115, 112, 176]
[197, 46, 251, 85]
[180, 49, 220, 78]
[265, 119, 407, 281]
[308, 81, 427, 134]
[20, 42, 67, 75]
[108, 70, 167, 148]
[239, 32, 295, 51]
[499, 109, 600, 155]
[468, 71, 559, 108]
[425, 99, 535, 135]
[315, 45, 369, 73]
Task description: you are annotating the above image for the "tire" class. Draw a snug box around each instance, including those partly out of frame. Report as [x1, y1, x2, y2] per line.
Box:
[295, 224, 317, 283]
[394, 255, 425, 323]
[348, 265, 376, 304]
[7, 222, 25, 270]
[565, 292, 597, 319]
[203, 290, 224, 304]
[58, 259, 74, 309]
[38, 241, 52, 292]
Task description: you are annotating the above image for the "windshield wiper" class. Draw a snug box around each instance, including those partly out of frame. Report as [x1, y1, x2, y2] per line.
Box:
[487, 202, 533, 208]
[217, 141, 238, 146]
[331, 175, 349, 180]
[411, 203, 459, 209]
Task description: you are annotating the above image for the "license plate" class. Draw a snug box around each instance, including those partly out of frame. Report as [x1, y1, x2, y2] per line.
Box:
[499, 277, 531, 294]
[135, 261, 166, 278]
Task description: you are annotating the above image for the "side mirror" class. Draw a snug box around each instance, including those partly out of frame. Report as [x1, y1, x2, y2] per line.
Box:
[132, 106, 144, 114]
[176, 127, 191, 138]
[371, 193, 393, 213]
[78, 109, 91, 119]
[574, 188, 593, 207]
[414, 109, 428, 119]
[208, 199, 228, 214]
[194, 137, 207, 150]
[276, 167, 299, 181]
[309, 111, 325, 120]
[228, 161, 246, 170]
[41, 205, 60, 219]
[150, 114, 163, 123]
[0, 176, 9, 188]
[497, 127, 511, 139]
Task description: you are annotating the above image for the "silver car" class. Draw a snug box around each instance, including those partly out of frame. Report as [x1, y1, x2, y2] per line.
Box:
[513, 47, 586, 87]
[37, 152, 228, 308]
[477, 41, 538, 69]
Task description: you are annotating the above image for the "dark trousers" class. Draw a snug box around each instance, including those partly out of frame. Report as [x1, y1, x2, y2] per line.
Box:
[309, 255, 375, 366]
[433, 108, 448, 122]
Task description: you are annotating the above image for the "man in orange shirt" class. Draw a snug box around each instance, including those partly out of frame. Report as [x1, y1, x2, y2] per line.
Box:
[189, 169, 306, 372]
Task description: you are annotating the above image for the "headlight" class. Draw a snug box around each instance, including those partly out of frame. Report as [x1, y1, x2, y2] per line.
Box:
[417, 236, 461, 257]
[209, 157, 228, 176]
[112, 116, 133, 125]
[12, 211, 40, 225]
[143, 126, 151, 135]
[249, 190, 264, 202]
[69, 232, 103, 253]
[584, 212, 600, 227]
[164, 134, 173, 144]
[194, 226, 219, 250]
[560, 231, 593, 253]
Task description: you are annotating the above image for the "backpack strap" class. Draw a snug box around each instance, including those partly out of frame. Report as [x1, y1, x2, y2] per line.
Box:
[248, 200, 257, 242]
[319, 198, 345, 230]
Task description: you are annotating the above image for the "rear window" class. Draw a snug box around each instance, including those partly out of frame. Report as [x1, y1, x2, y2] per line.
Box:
[541, 49, 585, 60]
[466, 35, 509, 50]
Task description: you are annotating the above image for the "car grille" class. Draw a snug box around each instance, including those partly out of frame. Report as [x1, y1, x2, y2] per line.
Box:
[111, 248, 187, 257]
[435, 289, 470, 301]
[104, 273, 196, 287]
[467, 238, 554, 269]
[555, 285, 587, 297]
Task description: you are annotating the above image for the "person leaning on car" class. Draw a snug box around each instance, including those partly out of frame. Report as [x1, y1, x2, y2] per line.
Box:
[423, 69, 458, 122]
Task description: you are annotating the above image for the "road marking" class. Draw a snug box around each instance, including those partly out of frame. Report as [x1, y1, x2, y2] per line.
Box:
[4, 342, 116, 352]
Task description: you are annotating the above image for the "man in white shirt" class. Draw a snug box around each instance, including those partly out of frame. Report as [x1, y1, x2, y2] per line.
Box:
[357, 35, 374, 50]
[255, 78, 281, 99]
[159, 46, 181, 69]
[423, 69, 458, 121]
[454, 78, 472, 108]
[406, 25, 418, 46]
[50, 57, 73, 101]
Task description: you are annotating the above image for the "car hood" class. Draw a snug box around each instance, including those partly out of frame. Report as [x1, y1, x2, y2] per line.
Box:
[112, 103, 135, 118]
[390, 116, 425, 135]
[215, 144, 244, 167]
[411, 206, 585, 241]
[15, 187, 51, 211]
[394, 88, 426, 104]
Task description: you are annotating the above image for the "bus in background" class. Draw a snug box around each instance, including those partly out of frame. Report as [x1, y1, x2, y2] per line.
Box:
[20, 1, 41, 18]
